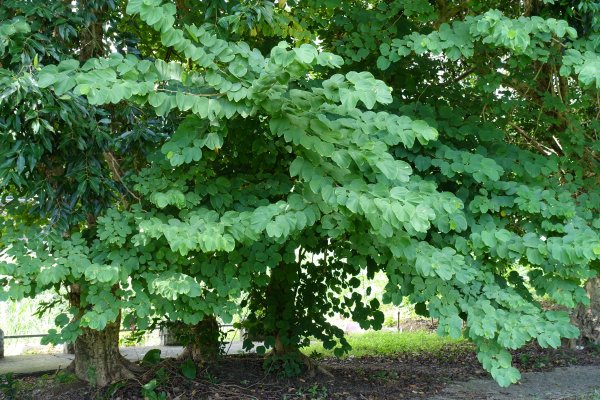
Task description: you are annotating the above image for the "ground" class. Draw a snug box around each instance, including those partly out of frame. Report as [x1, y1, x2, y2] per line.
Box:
[2, 338, 599, 399]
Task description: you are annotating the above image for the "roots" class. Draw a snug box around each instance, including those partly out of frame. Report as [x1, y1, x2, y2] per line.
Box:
[299, 353, 335, 378]
[265, 348, 334, 379]
[173, 316, 221, 365]
[177, 343, 218, 365]
[71, 319, 140, 387]
[69, 355, 137, 387]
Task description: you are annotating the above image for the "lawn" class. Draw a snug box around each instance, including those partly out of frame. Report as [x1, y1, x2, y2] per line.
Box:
[302, 330, 471, 358]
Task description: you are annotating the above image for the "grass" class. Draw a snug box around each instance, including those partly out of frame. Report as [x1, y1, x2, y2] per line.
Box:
[302, 330, 471, 358]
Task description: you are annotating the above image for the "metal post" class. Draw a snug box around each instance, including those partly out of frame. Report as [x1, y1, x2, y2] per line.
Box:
[397, 311, 400, 332]
[0, 329, 4, 358]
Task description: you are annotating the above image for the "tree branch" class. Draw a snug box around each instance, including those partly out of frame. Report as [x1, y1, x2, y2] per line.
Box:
[507, 122, 557, 156]
[453, 67, 476, 83]
[103, 152, 140, 205]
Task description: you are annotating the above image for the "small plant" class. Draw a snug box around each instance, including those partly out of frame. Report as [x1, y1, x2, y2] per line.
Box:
[534, 355, 550, 369]
[142, 349, 162, 365]
[373, 370, 387, 380]
[372, 370, 399, 381]
[180, 359, 197, 380]
[99, 381, 126, 400]
[0, 373, 18, 400]
[519, 354, 530, 365]
[309, 350, 323, 359]
[264, 353, 304, 378]
[140, 366, 169, 400]
[204, 371, 219, 385]
[307, 383, 328, 399]
[54, 371, 77, 384]
[295, 383, 329, 399]
[141, 379, 167, 400]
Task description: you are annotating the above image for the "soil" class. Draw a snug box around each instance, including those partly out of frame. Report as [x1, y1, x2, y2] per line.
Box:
[3, 341, 600, 400]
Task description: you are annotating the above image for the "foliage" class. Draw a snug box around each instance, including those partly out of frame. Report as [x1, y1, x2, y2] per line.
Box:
[264, 352, 304, 378]
[0, 0, 599, 388]
[291, 383, 329, 400]
[0, 373, 18, 400]
[180, 359, 197, 380]
[142, 349, 162, 365]
[141, 378, 167, 400]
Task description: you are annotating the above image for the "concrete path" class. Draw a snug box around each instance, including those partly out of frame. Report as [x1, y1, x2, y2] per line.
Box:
[0, 341, 248, 375]
[427, 365, 600, 400]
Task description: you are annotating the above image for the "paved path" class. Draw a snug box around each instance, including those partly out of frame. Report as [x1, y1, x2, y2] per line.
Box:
[427, 365, 600, 400]
[0, 341, 247, 375]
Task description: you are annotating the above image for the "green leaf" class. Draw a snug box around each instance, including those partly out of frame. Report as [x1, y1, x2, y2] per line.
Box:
[376, 159, 412, 182]
[229, 59, 248, 78]
[142, 349, 162, 365]
[492, 366, 521, 388]
[180, 359, 197, 379]
[415, 302, 430, 317]
[377, 56, 391, 70]
[204, 131, 223, 150]
[37, 72, 57, 88]
[295, 44, 318, 64]
[411, 120, 438, 142]
[494, 229, 511, 242]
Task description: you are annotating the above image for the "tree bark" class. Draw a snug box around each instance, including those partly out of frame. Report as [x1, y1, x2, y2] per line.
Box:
[572, 277, 600, 345]
[68, 286, 135, 386]
[78, 0, 107, 61]
[177, 316, 221, 364]
[72, 315, 135, 386]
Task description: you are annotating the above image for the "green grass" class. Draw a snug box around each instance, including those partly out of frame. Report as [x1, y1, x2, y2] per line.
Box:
[302, 330, 471, 358]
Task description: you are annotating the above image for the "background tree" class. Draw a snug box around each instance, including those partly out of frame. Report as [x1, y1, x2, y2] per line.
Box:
[0, 0, 161, 385]
[370, 0, 600, 347]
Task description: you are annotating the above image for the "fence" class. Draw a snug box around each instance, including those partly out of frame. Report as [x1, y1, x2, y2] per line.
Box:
[0, 325, 236, 358]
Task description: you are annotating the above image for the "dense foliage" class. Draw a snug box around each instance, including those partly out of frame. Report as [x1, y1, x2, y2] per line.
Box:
[1, 0, 599, 388]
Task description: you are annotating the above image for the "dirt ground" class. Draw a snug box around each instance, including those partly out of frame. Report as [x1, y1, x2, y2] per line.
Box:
[3, 341, 600, 400]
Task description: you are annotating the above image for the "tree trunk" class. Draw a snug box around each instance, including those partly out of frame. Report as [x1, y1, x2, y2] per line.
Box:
[572, 276, 600, 345]
[178, 316, 220, 364]
[68, 285, 134, 386]
[72, 316, 135, 386]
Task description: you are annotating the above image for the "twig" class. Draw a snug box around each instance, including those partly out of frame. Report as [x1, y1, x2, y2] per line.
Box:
[452, 67, 476, 83]
[157, 88, 225, 97]
[507, 122, 556, 156]
[551, 37, 566, 48]
[103, 151, 141, 203]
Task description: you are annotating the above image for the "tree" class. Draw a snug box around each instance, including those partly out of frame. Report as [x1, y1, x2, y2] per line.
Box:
[0, 0, 156, 385]
[1, 0, 598, 389]
[368, 0, 600, 350]
[291, 0, 600, 378]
